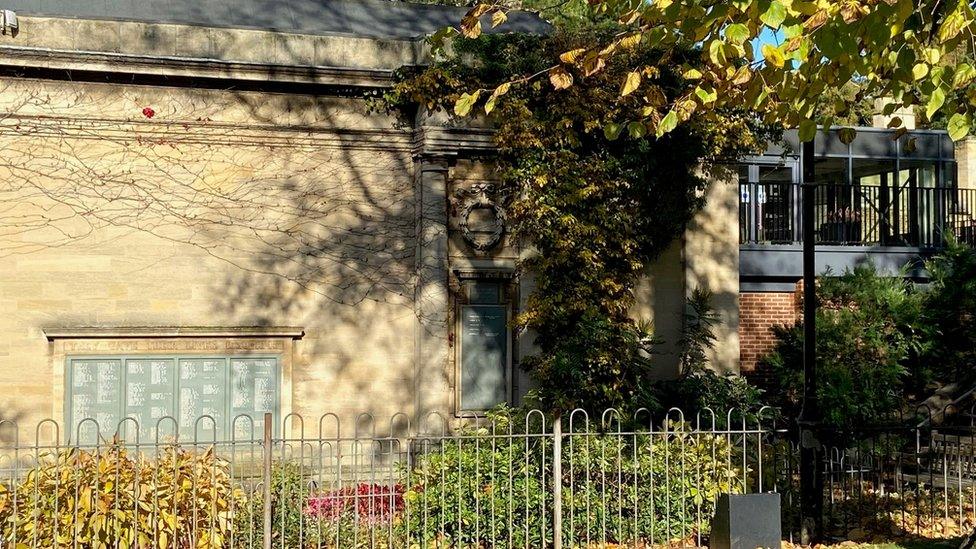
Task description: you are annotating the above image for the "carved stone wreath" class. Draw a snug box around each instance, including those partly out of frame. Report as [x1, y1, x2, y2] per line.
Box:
[458, 200, 506, 251]
[454, 183, 508, 252]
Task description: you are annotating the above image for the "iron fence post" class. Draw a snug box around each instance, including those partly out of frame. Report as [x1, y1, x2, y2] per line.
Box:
[553, 415, 563, 549]
[263, 412, 273, 549]
[799, 138, 823, 544]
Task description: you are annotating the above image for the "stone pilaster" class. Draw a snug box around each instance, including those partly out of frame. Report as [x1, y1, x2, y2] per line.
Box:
[414, 155, 453, 423]
[683, 167, 741, 374]
[955, 136, 976, 190]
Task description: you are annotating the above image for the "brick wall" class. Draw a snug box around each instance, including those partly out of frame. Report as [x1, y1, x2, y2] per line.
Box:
[739, 289, 800, 386]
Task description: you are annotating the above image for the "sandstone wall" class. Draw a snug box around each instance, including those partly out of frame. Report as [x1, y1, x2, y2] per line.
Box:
[0, 76, 425, 442]
[0, 15, 745, 445]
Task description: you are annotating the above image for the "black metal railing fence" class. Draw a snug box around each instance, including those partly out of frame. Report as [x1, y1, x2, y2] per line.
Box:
[0, 407, 975, 547]
[740, 183, 976, 249]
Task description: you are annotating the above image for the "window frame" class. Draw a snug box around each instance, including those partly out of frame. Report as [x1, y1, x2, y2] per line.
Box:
[64, 353, 281, 443]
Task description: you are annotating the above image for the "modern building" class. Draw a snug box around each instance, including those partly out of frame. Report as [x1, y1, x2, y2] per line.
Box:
[738, 126, 972, 383]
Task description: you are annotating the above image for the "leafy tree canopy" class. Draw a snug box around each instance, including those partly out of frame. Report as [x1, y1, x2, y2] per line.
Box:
[450, 0, 976, 141]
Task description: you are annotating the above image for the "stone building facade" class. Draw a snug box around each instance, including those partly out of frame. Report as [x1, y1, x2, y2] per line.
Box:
[0, 4, 741, 443]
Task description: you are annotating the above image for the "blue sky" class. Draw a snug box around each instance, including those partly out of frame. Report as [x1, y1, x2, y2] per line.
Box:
[753, 27, 783, 59]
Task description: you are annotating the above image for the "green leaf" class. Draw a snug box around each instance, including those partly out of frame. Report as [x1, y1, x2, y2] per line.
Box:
[912, 63, 929, 80]
[484, 82, 512, 114]
[798, 118, 817, 142]
[837, 127, 857, 144]
[694, 86, 718, 104]
[783, 23, 803, 39]
[926, 88, 946, 120]
[947, 112, 972, 141]
[427, 26, 459, 52]
[656, 110, 678, 137]
[760, 0, 787, 28]
[682, 67, 703, 80]
[603, 122, 624, 140]
[453, 90, 482, 117]
[953, 63, 976, 88]
[708, 39, 727, 66]
[725, 23, 751, 44]
[627, 121, 647, 138]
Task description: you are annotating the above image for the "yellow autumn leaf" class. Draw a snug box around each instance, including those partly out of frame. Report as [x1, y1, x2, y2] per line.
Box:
[731, 65, 753, 85]
[617, 32, 642, 49]
[484, 81, 512, 114]
[559, 48, 586, 64]
[582, 55, 606, 76]
[761, 43, 785, 68]
[620, 71, 641, 96]
[460, 17, 482, 38]
[549, 67, 574, 90]
[453, 90, 482, 116]
[913, 63, 929, 80]
[491, 10, 507, 28]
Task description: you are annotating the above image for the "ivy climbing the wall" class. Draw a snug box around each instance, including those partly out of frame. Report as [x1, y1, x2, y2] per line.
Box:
[378, 29, 773, 414]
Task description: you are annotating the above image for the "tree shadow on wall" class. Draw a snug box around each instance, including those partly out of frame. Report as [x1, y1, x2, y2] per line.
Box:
[0, 42, 447, 441]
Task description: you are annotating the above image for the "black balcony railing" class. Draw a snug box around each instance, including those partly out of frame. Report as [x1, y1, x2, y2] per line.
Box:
[739, 183, 976, 248]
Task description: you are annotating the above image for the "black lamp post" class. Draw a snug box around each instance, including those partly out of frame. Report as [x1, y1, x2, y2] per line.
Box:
[798, 137, 823, 544]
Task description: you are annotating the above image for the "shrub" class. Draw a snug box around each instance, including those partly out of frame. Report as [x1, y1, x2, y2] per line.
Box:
[232, 462, 405, 549]
[562, 424, 743, 544]
[305, 484, 404, 524]
[678, 287, 720, 375]
[0, 443, 240, 548]
[653, 370, 769, 426]
[923, 239, 976, 384]
[232, 461, 315, 549]
[401, 413, 551, 547]
[402, 411, 743, 547]
[761, 264, 931, 430]
[521, 309, 661, 414]
[653, 288, 769, 426]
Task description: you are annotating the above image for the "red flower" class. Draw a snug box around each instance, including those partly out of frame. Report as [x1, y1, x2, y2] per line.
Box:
[142, 107, 155, 118]
[305, 483, 404, 524]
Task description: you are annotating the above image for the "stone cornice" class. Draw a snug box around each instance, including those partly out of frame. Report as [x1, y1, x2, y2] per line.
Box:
[413, 126, 496, 158]
[0, 45, 394, 88]
[0, 113, 501, 155]
[0, 113, 416, 151]
[44, 326, 306, 340]
[0, 56, 502, 155]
